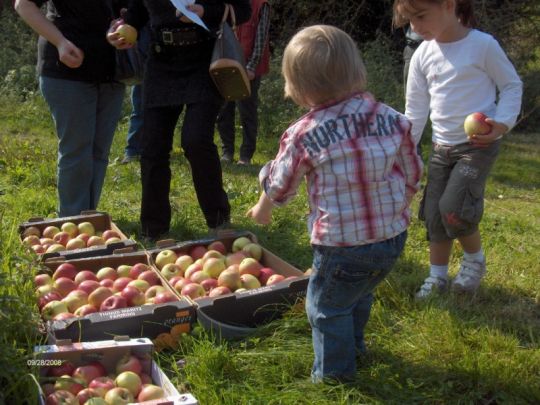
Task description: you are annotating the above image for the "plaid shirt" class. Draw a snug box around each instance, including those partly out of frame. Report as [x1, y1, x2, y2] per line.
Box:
[246, 3, 270, 73]
[260, 92, 423, 246]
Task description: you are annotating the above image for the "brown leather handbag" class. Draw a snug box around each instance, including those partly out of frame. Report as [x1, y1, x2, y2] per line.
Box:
[209, 4, 251, 101]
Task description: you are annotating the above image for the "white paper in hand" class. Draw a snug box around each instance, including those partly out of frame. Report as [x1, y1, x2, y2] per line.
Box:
[170, 0, 209, 31]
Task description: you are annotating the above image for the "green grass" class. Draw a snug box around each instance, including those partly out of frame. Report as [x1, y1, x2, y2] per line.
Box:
[0, 93, 539, 404]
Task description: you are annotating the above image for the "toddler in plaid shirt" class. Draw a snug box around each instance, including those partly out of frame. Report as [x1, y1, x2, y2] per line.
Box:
[247, 25, 423, 383]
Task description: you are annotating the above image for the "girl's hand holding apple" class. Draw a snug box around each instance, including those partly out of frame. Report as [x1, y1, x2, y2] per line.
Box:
[469, 119, 508, 146]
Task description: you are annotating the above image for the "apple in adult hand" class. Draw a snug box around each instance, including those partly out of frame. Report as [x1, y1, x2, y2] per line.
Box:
[77, 222, 95, 236]
[42, 225, 60, 239]
[137, 384, 165, 401]
[74, 303, 98, 317]
[45, 390, 78, 405]
[155, 249, 178, 269]
[116, 354, 143, 375]
[96, 266, 117, 281]
[464, 112, 491, 137]
[104, 387, 134, 405]
[121, 286, 145, 306]
[42, 300, 69, 320]
[240, 273, 261, 290]
[35, 273, 53, 287]
[181, 282, 206, 299]
[232, 236, 251, 252]
[89, 376, 116, 396]
[53, 263, 78, 281]
[100, 295, 127, 311]
[74, 270, 99, 285]
[115, 24, 138, 45]
[88, 286, 113, 308]
[76, 388, 101, 404]
[73, 362, 106, 385]
[61, 222, 78, 238]
[115, 371, 142, 397]
[160, 263, 183, 280]
[54, 375, 85, 395]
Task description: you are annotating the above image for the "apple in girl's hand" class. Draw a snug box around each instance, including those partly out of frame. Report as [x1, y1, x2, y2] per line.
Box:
[464, 112, 491, 137]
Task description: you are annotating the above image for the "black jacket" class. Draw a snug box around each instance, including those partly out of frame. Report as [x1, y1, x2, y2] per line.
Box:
[124, 0, 251, 106]
[30, 0, 126, 82]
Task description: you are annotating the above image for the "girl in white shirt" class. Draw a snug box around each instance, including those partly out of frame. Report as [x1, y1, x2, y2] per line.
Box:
[393, 0, 522, 298]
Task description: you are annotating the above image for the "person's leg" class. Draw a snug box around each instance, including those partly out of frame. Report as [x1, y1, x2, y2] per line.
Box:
[140, 105, 182, 238]
[91, 82, 125, 208]
[438, 141, 501, 291]
[416, 144, 454, 298]
[216, 101, 236, 161]
[181, 100, 230, 229]
[125, 84, 144, 160]
[39, 77, 97, 216]
[237, 77, 261, 163]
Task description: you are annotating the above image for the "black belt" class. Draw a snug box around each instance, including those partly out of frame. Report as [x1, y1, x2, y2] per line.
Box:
[159, 28, 206, 46]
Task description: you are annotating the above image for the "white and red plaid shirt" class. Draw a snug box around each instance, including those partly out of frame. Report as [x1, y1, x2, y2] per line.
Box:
[259, 92, 423, 246]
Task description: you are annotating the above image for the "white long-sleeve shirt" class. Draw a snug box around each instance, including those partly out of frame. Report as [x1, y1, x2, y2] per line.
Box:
[406, 29, 522, 145]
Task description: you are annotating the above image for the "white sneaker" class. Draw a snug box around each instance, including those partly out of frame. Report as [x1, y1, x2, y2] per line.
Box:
[452, 258, 486, 292]
[415, 275, 448, 299]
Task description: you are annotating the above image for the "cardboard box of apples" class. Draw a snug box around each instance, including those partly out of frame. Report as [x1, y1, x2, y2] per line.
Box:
[148, 231, 309, 339]
[36, 251, 196, 347]
[33, 337, 198, 405]
[20, 211, 137, 261]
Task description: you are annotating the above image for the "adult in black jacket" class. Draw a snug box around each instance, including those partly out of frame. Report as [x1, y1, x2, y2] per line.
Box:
[109, 0, 251, 239]
[14, 0, 126, 216]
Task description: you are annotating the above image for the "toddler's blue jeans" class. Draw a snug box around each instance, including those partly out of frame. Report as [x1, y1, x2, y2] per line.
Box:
[307, 231, 407, 383]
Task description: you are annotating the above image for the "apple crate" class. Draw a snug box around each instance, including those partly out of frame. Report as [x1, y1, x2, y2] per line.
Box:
[39, 251, 196, 346]
[148, 230, 309, 339]
[33, 337, 198, 404]
[19, 210, 137, 261]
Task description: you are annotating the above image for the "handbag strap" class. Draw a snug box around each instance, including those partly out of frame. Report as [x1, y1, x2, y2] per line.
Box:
[220, 4, 237, 30]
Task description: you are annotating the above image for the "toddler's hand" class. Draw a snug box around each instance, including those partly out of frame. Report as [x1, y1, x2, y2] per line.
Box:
[469, 119, 507, 147]
[246, 204, 272, 225]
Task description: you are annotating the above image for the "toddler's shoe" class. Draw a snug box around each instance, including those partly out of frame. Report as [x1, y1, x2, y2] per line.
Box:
[415, 275, 448, 299]
[452, 258, 486, 292]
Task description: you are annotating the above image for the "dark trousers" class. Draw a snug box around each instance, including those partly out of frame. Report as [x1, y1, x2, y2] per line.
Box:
[140, 101, 230, 237]
[216, 77, 261, 160]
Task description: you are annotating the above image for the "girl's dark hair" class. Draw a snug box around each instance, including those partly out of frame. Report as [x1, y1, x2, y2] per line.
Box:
[393, 0, 477, 28]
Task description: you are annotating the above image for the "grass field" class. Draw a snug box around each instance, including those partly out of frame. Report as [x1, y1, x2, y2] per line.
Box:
[0, 93, 539, 404]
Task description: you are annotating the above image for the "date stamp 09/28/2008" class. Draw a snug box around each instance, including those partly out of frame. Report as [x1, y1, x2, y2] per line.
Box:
[27, 359, 64, 367]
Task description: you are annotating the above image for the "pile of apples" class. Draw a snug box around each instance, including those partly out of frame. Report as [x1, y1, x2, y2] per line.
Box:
[154, 236, 298, 300]
[42, 353, 166, 404]
[36, 262, 178, 321]
[22, 221, 123, 255]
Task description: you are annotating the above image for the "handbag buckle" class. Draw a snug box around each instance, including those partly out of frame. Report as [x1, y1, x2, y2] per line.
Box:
[162, 31, 173, 45]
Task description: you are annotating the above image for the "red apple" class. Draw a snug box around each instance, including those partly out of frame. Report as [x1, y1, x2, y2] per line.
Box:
[99, 278, 114, 289]
[173, 278, 190, 294]
[45, 390, 77, 405]
[102, 229, 121, 241]
[76, 388, 101, 404]
[217, 267, 241, 291]
[72, 362, 106, 385]
[53, 263, 78, 281]
[76, 233, 90, 245]
[225, 251, 246, 267]
[258, 267, 275, 286]
[153, 291, 177, 304]
[53, 231, 70, 246]
[121, 286, 145, 307]
[208, 286, 232, 297]
[184, 262, 203, 280]
[181, 283, 206, 299]
[464, 112, 492, 137]
[32, 244, 47, 254]
[77, 280, 100, 295]
[112, 277, 133, 292]
[115, 354, 142, 375]
[137, 384, 165, 401]
[35, 273, 53, 287]
[89, 376, 116, 396]
[74, 304, 98, 317]
[129, 263, 150, 279]
[190, 270, 211, 285]
[100, 295, 127, 312]
[88, 286, 113, 309]
[207, 240, 227, 255]
[189, 245, 207, 260]
[144, 285, 166, 302]
[266, 274, 286, 286]
[200, 277, 218, 292]
[38, 291, 63, 310]
[74, 270, 98, 285]
[46, 361, 75, 377]
[137, 270, 160, 286]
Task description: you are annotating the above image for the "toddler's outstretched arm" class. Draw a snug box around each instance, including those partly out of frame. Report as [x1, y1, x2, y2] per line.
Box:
[246, 192, 274, 225]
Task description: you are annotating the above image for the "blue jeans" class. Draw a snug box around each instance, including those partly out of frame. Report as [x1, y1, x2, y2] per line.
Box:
[125, 83, 143, 157]
[39, 77, 125, 216]
[307, 231, 407, 383]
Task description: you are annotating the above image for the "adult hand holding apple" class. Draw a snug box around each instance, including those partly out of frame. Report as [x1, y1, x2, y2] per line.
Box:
[464, 112, 507, 147]
[107, 19, 137, 49]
